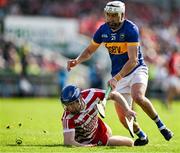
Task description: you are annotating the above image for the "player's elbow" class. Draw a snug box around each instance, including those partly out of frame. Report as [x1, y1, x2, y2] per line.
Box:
[64, 140, 71, 146]
[84, 47, 95, 59]
[109, 91, 116, 100]
[109, 91, 120, 101]
[64, 138, 74, 146]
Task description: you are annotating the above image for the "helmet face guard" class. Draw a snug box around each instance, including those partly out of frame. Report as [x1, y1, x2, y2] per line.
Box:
[104, 1, 125, 30]
[104, 1, 125, 14]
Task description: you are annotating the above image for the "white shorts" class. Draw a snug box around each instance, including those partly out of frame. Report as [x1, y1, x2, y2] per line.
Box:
[115, 66, 148, 94]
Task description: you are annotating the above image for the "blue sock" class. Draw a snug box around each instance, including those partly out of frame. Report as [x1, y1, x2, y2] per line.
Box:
[135, 129, 147, 140]
[153, 115, 166, 130]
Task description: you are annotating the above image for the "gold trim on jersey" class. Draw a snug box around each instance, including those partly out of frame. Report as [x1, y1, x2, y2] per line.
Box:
[92, 40, 139, 54]
[103, 42, 127, 54]
[127, 42, 140, 46]
[91, 40, 101, 46]
[104, 42, 139, 54]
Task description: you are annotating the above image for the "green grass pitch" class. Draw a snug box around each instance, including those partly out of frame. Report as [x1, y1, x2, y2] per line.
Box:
[0, 98, 180, 153]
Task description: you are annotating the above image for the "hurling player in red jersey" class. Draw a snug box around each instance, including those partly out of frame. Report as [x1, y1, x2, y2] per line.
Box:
[165, 47, 180, 110]
[61, 85, 136, 147]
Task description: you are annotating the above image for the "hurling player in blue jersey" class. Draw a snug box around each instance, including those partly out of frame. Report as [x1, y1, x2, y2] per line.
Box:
[67, 1, 173, 146]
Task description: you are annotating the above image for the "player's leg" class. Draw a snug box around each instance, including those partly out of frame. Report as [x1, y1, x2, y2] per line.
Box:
[105, 122, 133, 146]
[131, 67, 173, 141]
[92, 118, 111, 146]
[108, 135, 134, 146]
[114, 98, 148, 146]
[131, 83, 158, 118]
[96, 119, 133, 146]
[166, 86, 176, 110]
[166, 76, 180, 110]
[114, 94, 138, 131]
[115, 77, 148, 146]
[104, 122, 112, 137]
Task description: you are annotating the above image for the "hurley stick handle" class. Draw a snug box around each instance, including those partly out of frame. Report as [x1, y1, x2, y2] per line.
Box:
[102, 86, 112, 106]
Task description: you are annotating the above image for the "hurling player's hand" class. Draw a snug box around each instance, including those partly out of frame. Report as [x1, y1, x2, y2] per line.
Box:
[108, 78, 118, 90]
[67, 59, 78, 71]
[125, 109, 136, 120]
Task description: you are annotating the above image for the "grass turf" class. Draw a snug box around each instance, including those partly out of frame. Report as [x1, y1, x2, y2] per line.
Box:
[0, 98, 179, 153]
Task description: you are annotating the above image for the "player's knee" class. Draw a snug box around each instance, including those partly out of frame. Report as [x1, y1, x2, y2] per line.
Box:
[107, 128, 112, 137]
[124, 138, 134, 147]
[132, 94, 144, 105]
[105, 123, 112, 137]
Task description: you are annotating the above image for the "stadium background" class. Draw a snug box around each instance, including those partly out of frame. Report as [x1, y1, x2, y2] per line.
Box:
[0, 0, 180, 153]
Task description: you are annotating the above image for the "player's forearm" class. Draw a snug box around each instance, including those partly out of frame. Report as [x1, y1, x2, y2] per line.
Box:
[64, 140, 82, 146]
[117, 94, 130, 112]
[114, 59, 137, 81]
[110, 92, 130, 112]
[76, 48, 93, 64]
[64, 139, 94, 147]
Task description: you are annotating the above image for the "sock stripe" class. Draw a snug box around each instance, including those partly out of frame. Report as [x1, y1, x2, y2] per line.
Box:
[153, 115, 158, 121]
[135, 128, 147, 139]
[140, 136, 147, 140]
[135, 130, 140, 135]
[154, 117, 159, 123]
[159, 126, 166, 130]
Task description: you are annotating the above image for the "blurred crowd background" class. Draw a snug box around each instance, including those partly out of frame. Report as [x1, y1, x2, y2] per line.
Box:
[0, 0, 180, 103]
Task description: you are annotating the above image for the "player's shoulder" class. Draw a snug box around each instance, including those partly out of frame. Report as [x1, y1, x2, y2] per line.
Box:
[62, 111, 70, 119]
[124, 19, 139, 31]
[97, 23, 110, 31]
[81, 88, 104, 98]
[82, 88, 104, 94]
[125, 19, 137, 27]
[61, 111, 82, 127]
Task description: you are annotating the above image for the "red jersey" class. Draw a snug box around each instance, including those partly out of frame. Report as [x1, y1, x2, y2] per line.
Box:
[61, 88, 109, 145]
[168, 52, 180, 76]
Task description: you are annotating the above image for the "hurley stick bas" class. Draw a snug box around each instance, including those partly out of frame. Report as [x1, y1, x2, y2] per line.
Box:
[97, 86, 112, 118]
[125, 116, 135, 138]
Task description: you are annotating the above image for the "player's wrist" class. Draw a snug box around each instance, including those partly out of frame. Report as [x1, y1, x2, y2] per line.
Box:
[75, 58, 80, 64]
[114, 73, 122, 81]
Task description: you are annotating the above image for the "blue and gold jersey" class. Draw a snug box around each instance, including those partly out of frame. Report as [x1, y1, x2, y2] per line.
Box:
[92, 19, 146, 77]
